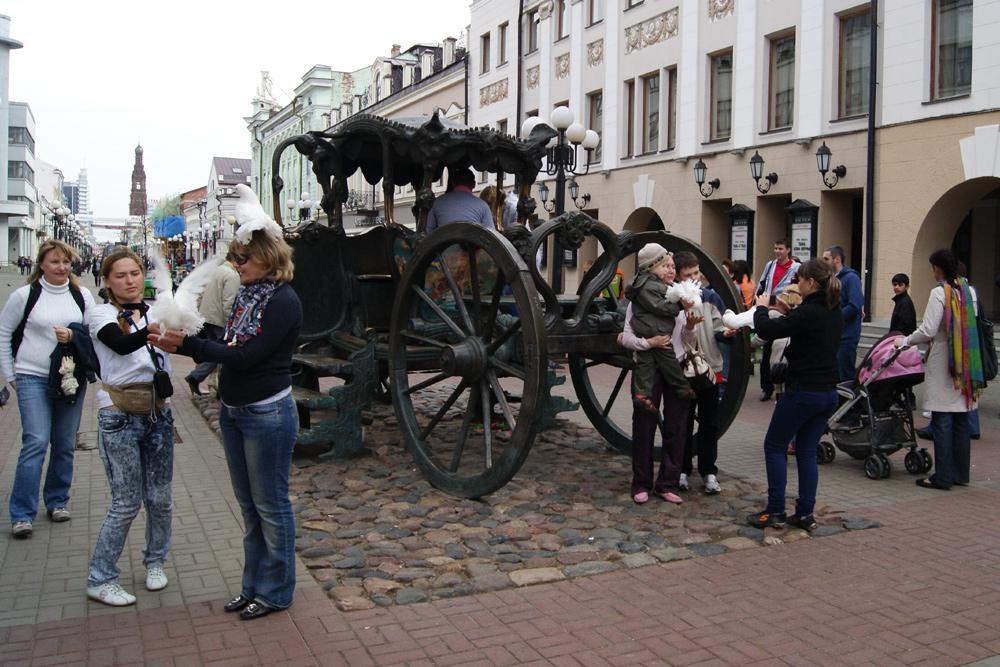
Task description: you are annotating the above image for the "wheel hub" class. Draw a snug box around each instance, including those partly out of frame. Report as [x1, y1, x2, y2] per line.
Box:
[440, 337, 488, 380]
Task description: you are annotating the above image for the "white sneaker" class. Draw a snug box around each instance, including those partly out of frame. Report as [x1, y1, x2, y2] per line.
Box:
[678, 473, 689, 491]
[704, 474, 722, 495]
[87, 582, 137, 606]
[145, 565, 168, 591]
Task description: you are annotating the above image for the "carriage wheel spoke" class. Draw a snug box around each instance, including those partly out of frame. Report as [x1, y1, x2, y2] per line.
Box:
[404, 371, 451, 395]
[449, 387, 476, 472]
[486, 371, 517, 431]
[486, 319, 521, 355]
[585, 359, 604, 369]
[483, 278, 506, 342]
[437, 252, 474, 335]
[402, 329, 447, 348]
[603, 368, 629, 418]
[419, 380, 467, 441]
[468, 247, 482, 335]
[491, 358, 526, 380]
[481, 381, 493, 468]
[412, 285, 466, 340]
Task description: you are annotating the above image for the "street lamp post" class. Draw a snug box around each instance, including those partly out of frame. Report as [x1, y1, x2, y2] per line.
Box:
[519, 106, 600, 294]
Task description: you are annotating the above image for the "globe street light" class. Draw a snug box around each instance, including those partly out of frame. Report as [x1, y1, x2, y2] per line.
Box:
[520, 105, 600, 293]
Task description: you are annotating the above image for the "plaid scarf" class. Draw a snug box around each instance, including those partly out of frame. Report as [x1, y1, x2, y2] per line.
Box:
[942, 278, 985, 408]
[225, 280, 278, 346]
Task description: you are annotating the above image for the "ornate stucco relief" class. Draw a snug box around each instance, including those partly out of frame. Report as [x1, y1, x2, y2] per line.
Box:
[708, 0, 734, 22]
[555, 53, 570, 79]
[479, 79, 509, 107]
[624, 7, 679, 54]
[537, 0, 554, 20]
[526, 66, 540, 90]
[586, 39, 604, 67]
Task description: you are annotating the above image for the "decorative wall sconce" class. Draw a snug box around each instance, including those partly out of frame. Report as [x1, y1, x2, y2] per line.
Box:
[815, 142, 847, 189]
[749, 151, 778, 194]
[568, 178, 591, 209]
[693, 159, 720, 198]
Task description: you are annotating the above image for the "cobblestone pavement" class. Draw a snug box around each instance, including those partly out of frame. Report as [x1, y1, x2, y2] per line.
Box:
[1, 279, 1000, 665]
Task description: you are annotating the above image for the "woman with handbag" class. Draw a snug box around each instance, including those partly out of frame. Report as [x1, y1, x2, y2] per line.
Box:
[151, 184, 302, 621]
[747, 259, 842, 532]
[0, 240, 95, 539]
[899, 249, 985, 490]
[85, 248, 175, 606]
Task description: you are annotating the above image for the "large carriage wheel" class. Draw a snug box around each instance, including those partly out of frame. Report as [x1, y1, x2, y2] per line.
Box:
[568, 230, 751, 455]
[389, 223, 547, 498]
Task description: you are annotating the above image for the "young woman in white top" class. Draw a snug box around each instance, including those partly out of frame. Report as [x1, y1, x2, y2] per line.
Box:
[0, 240, 95, 538]
[85, 248, 174, 606]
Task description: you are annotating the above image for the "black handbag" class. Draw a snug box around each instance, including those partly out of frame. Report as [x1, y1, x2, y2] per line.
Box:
[978, 302, 997, 382]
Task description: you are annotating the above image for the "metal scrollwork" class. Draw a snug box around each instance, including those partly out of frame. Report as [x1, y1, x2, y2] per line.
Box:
[555, 210, 595, 252]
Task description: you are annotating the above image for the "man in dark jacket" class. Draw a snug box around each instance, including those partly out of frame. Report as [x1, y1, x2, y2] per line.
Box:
[823, 246, 864, 381]
[889, 273, 917, 335]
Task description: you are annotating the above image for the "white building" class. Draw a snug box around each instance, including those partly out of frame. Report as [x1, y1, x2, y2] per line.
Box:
[468, 0, 999, 318]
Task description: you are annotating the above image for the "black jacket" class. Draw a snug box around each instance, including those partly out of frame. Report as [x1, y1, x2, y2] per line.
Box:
[47, 322, 99, 403]
[753, 291, 843, 391]
[889, 292, 917, 336]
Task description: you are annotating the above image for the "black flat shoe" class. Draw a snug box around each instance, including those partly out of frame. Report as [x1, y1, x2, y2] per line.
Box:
[915, 477, 950, 490]
[239, 601, 275, 620]
[186, 376, 203, 396]
[224, 594, 252, 612]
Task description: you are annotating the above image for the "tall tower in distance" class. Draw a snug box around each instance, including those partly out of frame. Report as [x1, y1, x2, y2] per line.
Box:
[77, 168, 92, 214]
[129, 144, 146, 216]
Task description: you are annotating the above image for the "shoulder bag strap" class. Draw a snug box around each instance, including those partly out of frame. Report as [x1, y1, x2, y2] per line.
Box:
[11, 282, 43, 359]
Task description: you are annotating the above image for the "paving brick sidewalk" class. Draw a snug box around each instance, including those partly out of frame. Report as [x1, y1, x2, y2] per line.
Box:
[2, 353, 1000, 665]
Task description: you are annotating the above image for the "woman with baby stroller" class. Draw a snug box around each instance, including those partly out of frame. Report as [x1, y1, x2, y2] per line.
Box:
[746, 259, 843, 532]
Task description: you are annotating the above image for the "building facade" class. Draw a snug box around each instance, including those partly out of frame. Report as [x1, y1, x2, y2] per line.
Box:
[206, 156, 251, 255]
[468, 0, 997, 319]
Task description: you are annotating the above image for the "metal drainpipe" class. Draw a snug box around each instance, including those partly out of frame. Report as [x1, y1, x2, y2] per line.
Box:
[464, 53, 469, 125]
[516, 0, 524, 128]
[863, 0, 878, 321]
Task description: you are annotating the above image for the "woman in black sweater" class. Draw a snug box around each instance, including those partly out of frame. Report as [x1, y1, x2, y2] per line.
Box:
[747, 259, 843, 531]
[153, 222, 302, 621]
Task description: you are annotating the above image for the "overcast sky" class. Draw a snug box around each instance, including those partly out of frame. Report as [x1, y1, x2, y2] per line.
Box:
[6, 0, 470, 219]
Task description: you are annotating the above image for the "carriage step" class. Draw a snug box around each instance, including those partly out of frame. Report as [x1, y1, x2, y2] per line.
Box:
[292, 353, 353, 378]
[291, 386, 328, 405]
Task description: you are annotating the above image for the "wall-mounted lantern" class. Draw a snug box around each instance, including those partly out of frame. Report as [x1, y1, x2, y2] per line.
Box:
[815, 142, 847, 189]
[693, 159, 720, 197]
[749, 151, 778, 194]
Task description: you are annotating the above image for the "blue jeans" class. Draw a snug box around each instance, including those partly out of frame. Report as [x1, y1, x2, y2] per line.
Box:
[219, 394, 298, 609]
[838, 338, 859, 382]
[9, 373, 87, 524]
[763, 389, 838, 516]
[88, 407, 174, 586]
[929, 411, 971, 488]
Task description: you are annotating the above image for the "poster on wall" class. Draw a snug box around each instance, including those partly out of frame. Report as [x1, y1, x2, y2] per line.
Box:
[785, 199, 819, 262]
[791, 221, 812, 261]
[730, 224, 749, 262]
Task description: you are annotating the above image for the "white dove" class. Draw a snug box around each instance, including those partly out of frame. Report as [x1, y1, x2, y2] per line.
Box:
[148, 253, 225, 336]
[665, 279, 703, 308]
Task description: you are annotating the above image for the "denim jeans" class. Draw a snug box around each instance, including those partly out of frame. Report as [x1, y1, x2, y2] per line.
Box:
[929, 411, 971, 488]
[9, 373, 87, 524]
[188, 323, 223, 384]
[219, 394, 298, 609]
[88, 407, 174, 587]
[838, 339, 859, 382]
[762, 389, 838, 516]
[684, 383, 720, 477]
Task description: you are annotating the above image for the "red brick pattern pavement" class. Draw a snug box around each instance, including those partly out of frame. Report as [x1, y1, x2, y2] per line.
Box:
[1, 351, 999, 665]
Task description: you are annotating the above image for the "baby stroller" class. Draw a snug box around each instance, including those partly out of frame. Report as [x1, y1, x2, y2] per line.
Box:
[819, 333, 931, 479]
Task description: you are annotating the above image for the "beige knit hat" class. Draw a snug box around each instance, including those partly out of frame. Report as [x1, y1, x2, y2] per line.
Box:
[637, 243, 670, 272]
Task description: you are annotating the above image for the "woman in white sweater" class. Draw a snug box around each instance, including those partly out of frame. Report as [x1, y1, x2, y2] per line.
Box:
[0, 240, 95, 538]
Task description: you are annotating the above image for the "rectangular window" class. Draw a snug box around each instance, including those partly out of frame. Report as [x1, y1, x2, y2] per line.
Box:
[498, 23, 508, 64]
[642, 73, 660, 153]
[588, 91, 603, 162]
[525, 10, 539, 53]
[8, 127, 35, 154]
[666, 67, 677, 150]
[932, 0, 973, 99]
[710, 51, 733, 141]
[626, 0, 643, 8]
[769, 33, 795, 130]
[497, 119, 508, 135]
[481, 32, 491, 74]
[624, 80, 635, 157]
[557, 0, 569, 40]
[589, 0, 605, 25]
[7, 161, 34, 185]
[839, 10, 870, 118]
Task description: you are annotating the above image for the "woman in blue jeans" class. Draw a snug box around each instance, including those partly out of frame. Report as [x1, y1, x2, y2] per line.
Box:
[87, 248, 174, 606]
[748, 259, 843, 531]
[153, 185, 302, 620]
[0, 240, 95, 538]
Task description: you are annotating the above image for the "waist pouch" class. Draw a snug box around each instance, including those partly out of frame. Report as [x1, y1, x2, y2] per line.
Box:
[102, 382, 166, 414]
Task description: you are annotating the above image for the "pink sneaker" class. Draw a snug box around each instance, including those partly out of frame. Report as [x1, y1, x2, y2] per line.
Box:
[632, 491, 649, 504]
[657, 491, 684, 505]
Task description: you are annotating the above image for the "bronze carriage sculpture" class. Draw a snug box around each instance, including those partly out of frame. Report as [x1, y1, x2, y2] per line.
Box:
[271, 112, 750, 499]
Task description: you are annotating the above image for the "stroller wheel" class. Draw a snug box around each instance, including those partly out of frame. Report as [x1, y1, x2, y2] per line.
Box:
[864, 454, 885, 480]
[877, 453, 891, 478]
[817, 440, 836, 464]
[904, 450, 923, 474]
[920, 448, 933, 473]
